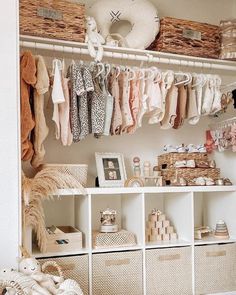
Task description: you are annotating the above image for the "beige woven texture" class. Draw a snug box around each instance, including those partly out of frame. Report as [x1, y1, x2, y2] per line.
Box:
[195, 243, 236, 294]
[20, 0, 85, 42]
[148, 17, 220, 58]
[39, 254, 89, 295]
[93, 230, 136, 249]
[158, 153, 208, 169]
[92, 251, 143, 295]
[42, 164, 88, 187]
[146, 247, 192, 295]
[220, 19, 236, 60]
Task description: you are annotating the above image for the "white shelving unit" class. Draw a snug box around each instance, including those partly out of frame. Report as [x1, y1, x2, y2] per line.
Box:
[29, 186, 236, 295]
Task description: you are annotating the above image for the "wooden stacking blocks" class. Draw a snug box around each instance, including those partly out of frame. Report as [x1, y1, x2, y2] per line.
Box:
[146, 209, 178, 242]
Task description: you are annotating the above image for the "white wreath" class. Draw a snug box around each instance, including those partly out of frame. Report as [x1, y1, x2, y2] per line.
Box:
[88, 0, 160, 49]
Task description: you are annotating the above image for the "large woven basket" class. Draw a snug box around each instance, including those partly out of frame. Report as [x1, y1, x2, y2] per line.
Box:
[92, 251, 143, 295]
[146, 247, 192, 294]
[20, 0, 85, 42]
[148, 17, 220, 59]
[158, 152, 208, 170]
[195, 243, 236, 294]
[42, 164, 88, 187]
[0, 281, 25, 295]
[39, 254, 89, 295]
[161, 167, 220, 184]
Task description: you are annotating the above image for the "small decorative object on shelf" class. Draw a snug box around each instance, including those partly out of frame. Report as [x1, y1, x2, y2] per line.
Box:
[100, 208, 118, 233]
[194, 226, 213, 240]
[143, 161, 151, 177]
[146, 209, 178, 242]
[214, 220, 229, 239]
[88, 0, 159, 49]
[125, 177, 144, 187]
[93, 229, 136, 249]
[133, 157, 141, 177]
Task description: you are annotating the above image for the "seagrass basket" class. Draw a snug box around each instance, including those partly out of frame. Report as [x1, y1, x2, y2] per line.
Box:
[158, 152, 208, 170]
[19, 0, 85, 42]
[0, 281, 25, 295]
[146, 247, 192, 294]
[39, 254, 89, 295]
[42, 164, 88, 187]
[148, 17, 220, 58]
[92, 251, 143, 295]
[195, 243, 236, 294]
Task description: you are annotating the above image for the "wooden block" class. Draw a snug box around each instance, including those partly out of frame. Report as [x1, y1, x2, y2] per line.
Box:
[170, 233, 178, 240]
[166, 226, 174, 234]
[159, 228, 166, 235]
[150, 235, 158, 242]
[155, 221, 162, 228]
[151, 228, 159, 235]
[156, 234, 162, 241]
[163, 234, 170, 241]
[162, 220, 170, 228]
[147, 221, 155, 228]
[146, 228, 152, 236]
[149, 214, 158, 222]
[158, 214, 166, 221]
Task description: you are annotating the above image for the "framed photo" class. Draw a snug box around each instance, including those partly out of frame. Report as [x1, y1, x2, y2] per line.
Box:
[95, 152, 127, 187]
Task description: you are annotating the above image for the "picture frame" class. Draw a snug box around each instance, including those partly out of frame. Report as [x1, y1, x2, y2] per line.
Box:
[95, 152, 127, 187]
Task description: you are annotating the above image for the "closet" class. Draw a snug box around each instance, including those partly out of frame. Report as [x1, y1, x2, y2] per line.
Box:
[1, 0, 236, 295]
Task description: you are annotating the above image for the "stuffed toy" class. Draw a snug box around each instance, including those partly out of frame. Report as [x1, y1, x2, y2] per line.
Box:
[57, 279, 84, 295]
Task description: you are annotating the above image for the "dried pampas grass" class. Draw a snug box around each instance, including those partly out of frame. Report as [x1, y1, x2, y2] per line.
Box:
[22, 167, 86, 252]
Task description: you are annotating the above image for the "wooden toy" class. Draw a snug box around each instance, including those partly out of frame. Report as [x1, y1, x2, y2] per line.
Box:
[214, 220, 229, 239]
[194, 226, 212, 240]
[143, 161, 151, 177]
[162, 220, 170, 227]
[133, 157, 141, 177]
[163, 234, 170, 241]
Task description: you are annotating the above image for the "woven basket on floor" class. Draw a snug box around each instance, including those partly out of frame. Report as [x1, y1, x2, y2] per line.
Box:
[39, 254, 89, 295]
[92, 251, 143, 295]
[20, 0, 85, 42]
[0, 281, 25, 295]
[195, 243, 236, 294]
[158, 152, 208, 170]
[146, 247, 192, 295]
[161, 167, 220, 184]
[42, 164, 88, 187]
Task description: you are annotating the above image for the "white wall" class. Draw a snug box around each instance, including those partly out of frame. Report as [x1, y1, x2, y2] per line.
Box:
[0, 1, 20, 267]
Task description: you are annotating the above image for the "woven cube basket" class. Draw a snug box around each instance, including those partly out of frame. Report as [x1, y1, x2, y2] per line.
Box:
[92, 251, 143, 295]
[146, 247, 192, 294]
[38, 254, 89, 295]
[195, 243, 236, 294]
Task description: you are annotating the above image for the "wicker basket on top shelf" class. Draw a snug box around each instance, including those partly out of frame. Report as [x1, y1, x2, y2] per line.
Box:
[19, 0, 85, 42]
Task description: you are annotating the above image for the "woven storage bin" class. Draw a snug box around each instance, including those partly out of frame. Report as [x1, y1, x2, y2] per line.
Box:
[46, 226, 82, 253]
[93, 230, 136, 249]
[220, 19, 236, 60]
[38, 254, 89, 295]
[161, 168, 220, 184]
[92, 251, 143, 295]
[20, 0, 85, 42]
[146, 247, 192, 294]
[42, 164, 88, 187]
[148, 17, 220, 58]
[195, 243, 236, 294]
[158, 152, 208, 170]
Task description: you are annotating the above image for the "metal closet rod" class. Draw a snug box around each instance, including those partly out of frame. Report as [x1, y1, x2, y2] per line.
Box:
[20, 39, 236, 72]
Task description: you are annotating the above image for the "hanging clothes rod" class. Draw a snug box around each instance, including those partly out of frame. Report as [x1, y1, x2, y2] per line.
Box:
[209, 117, 236, 129]
[20, 35, 236, 72]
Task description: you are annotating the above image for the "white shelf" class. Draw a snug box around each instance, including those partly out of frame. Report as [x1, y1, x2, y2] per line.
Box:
[194, 237, 236, 246]
[92, 245, 142, 253]
[145, 239, 191, 249]
[33, 247, 89, 258]
[56, 185, 236, 196]
[20, 35, 236, 72]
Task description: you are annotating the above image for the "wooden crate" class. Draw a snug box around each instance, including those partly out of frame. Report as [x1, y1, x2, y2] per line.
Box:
[161, 167, 220, 184]
[92, 251, 143, 295]
[158, 152, 208, 170]
[146, 247, 192, 294]
[148, 17, 220, 59]
[19, 0, 85, 42]
[195, 244, 236, 294]
[39, 254, 89, 295]
[46, 226, 82, 253]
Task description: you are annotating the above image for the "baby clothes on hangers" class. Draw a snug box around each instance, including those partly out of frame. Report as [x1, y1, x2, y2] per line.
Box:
[127, 71, 141, 134]
[201, 75, 215, 115]
[137, 74, 148, 128]
[120, 70, 133, 134]
[160, 71, 177, 129]
[192, 75, 203, 119]
[109, 69, 122, 135]
[211, 76, 222, 114]
[31, 55, 50, 168]
[173, 83, 187, 129]
[187, 82, 199, 125]
[20, 51, 37, 161]
[230, 125, 236, 152]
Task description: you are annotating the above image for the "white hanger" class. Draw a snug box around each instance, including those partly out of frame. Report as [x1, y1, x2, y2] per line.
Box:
[174, 72, 190, 86]
[151, 66, 162, 82]
[95, 62, 105, 78]
[221, 81, 236, 91]
[105, 63, 111, 79]
[127, 67, 136, 81]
